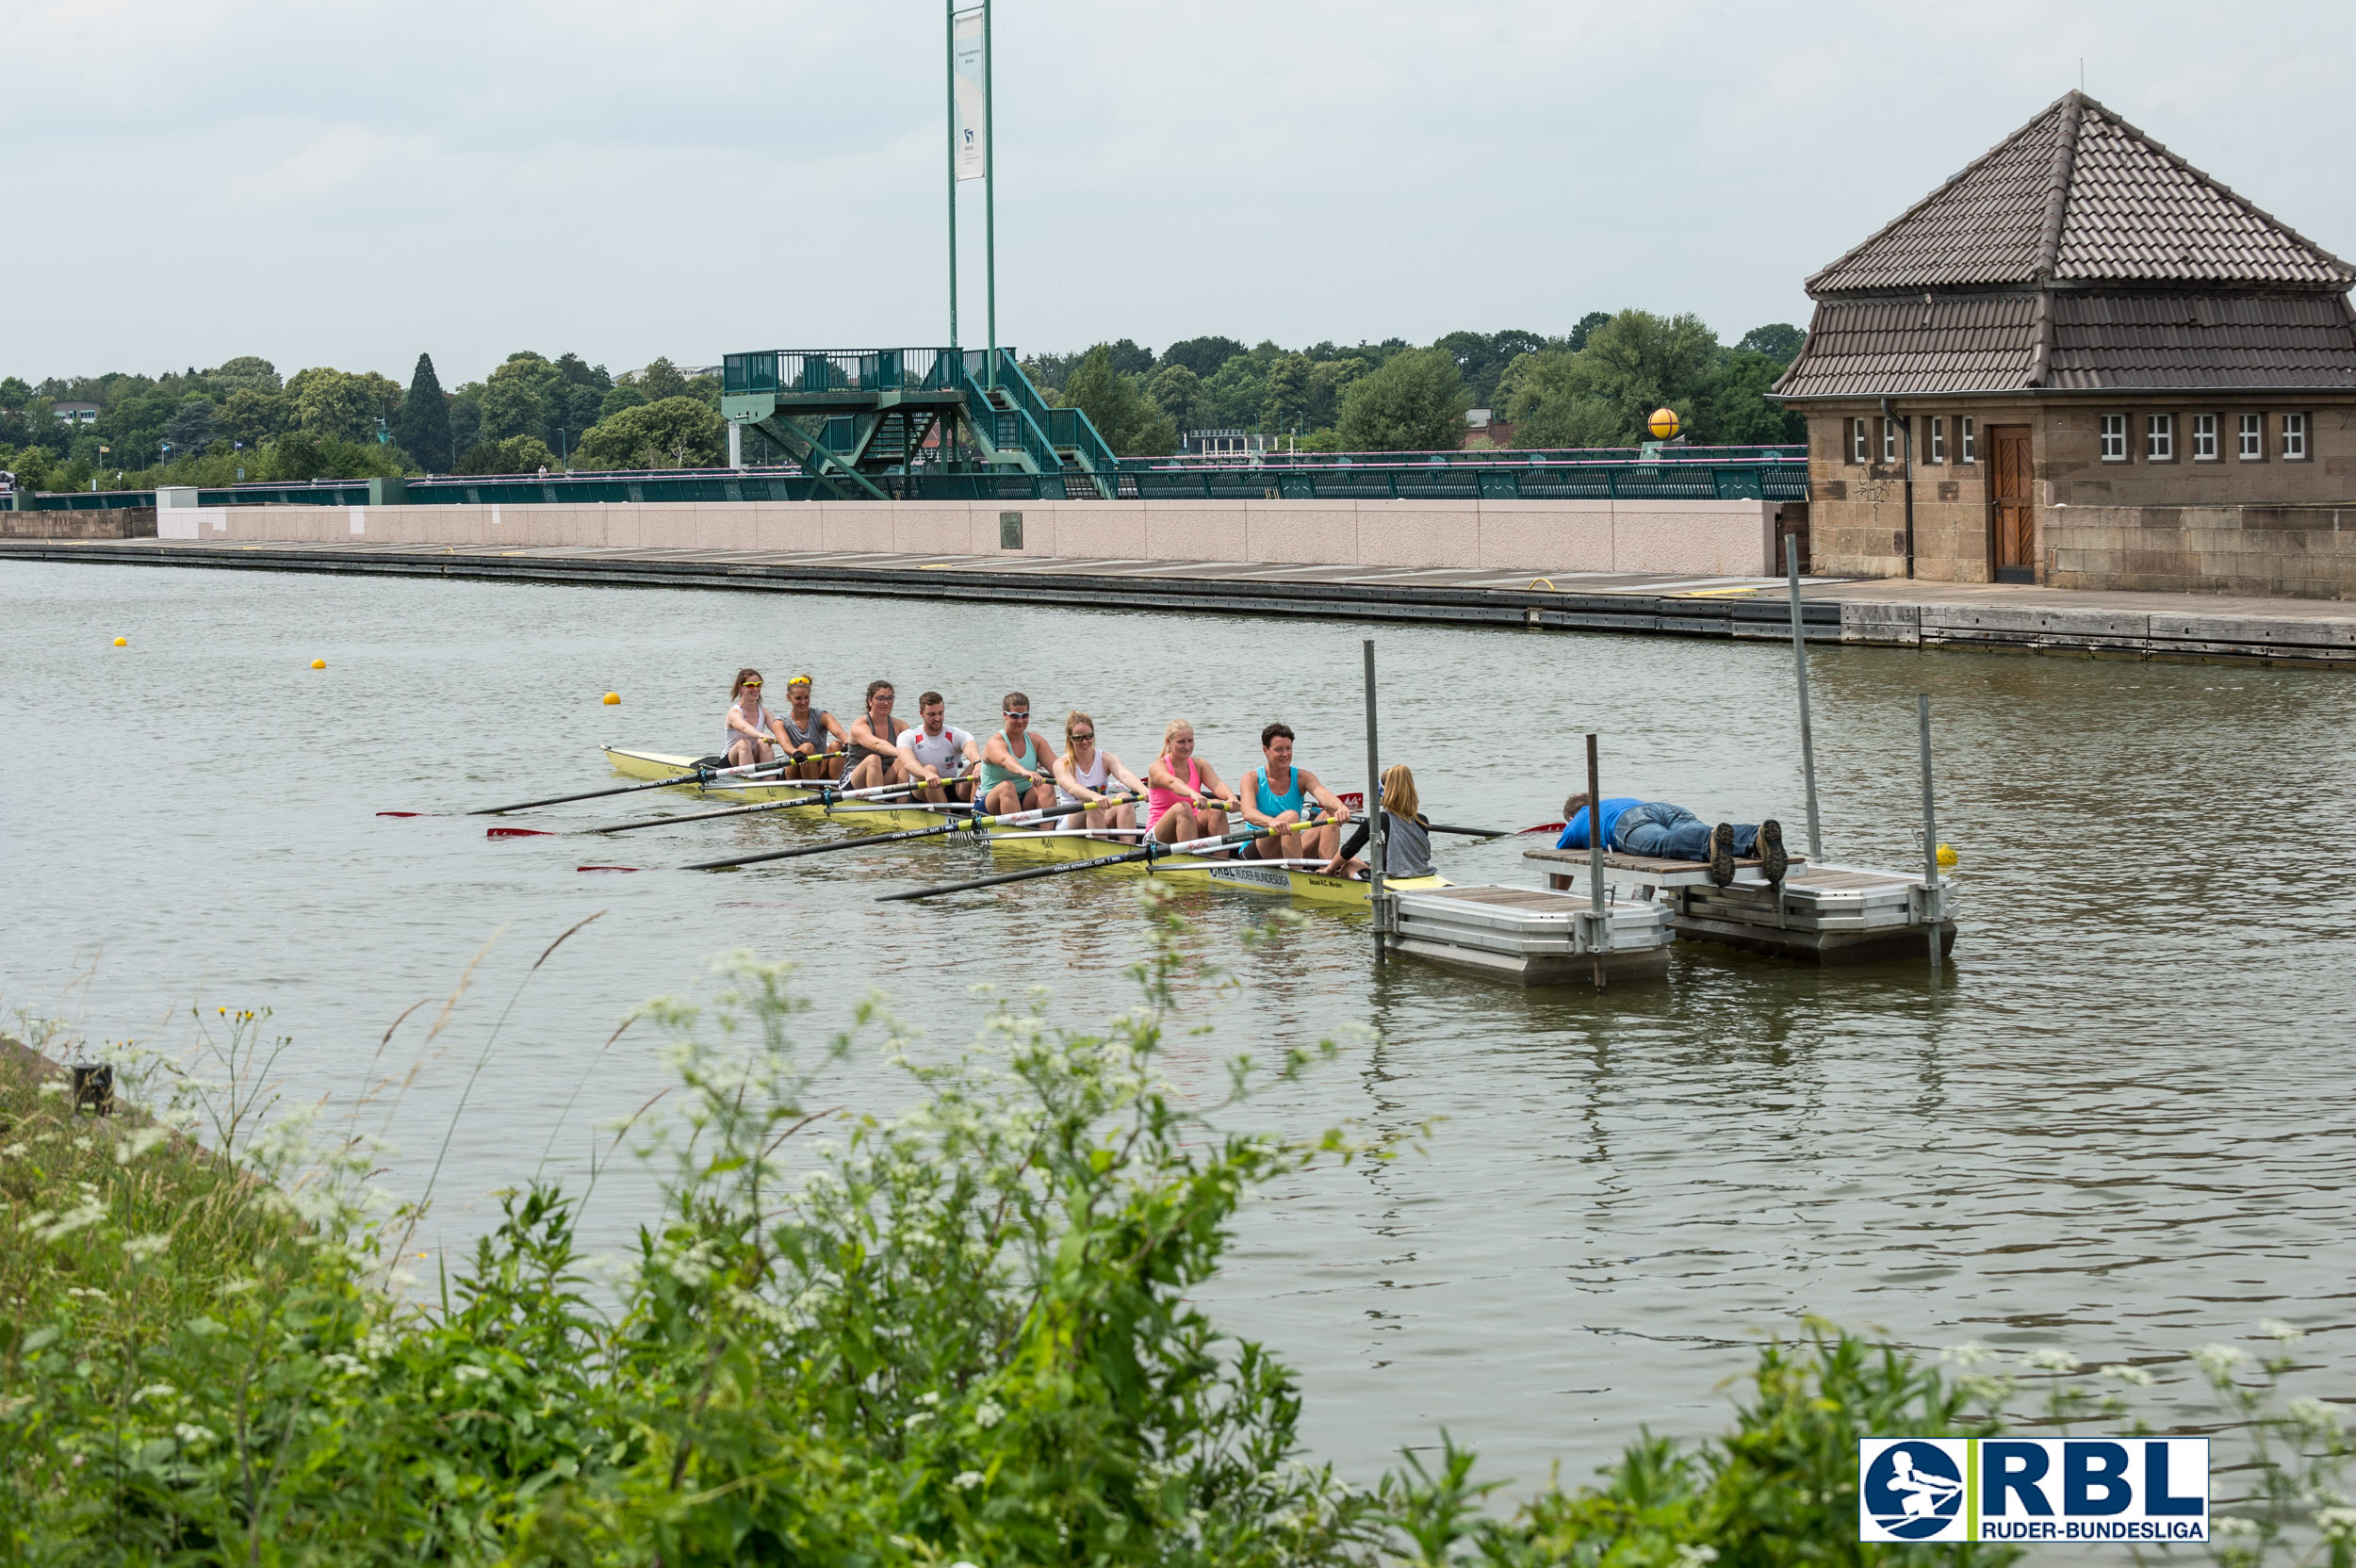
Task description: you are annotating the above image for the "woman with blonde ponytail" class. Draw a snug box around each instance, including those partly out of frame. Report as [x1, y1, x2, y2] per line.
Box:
[1050, 710, 1150, 837]
[1323, 761, 1433, 879]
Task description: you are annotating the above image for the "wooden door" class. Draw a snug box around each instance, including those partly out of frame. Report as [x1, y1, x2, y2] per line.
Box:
[1988, 426, 2035, 582]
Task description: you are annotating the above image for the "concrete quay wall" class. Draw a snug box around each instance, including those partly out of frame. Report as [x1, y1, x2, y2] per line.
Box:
[2046, 504, 2356, 599]
[151, 495, 1777, 578]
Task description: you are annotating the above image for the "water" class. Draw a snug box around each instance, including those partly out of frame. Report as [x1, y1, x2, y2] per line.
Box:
[5, 559, 2352, 1496]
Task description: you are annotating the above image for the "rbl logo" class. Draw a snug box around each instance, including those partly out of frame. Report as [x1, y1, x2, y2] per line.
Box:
[1858, 1439, 2209, 1543]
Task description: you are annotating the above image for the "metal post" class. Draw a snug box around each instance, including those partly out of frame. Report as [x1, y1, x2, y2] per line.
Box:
[1363, 639, 1386, 960]
[944, 0, 957, 351]
[1585, 732, 1605, 991]
[1785, 533, 1823, 862]
[1918, 694, 1940, 972]
[982, 0, 996, 391]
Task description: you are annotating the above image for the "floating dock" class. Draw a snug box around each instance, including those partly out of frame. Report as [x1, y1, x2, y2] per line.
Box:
[1383, 884, 1674, 986]
[1523, 848, 1955, 964]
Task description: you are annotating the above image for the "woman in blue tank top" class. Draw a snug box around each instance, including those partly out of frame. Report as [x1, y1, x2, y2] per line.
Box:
[1238, 721, 1347, 863]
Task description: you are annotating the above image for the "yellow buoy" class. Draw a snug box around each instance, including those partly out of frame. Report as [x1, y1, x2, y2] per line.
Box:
[1937, 842, 1958, 868]
[1646, 407, 1681, 440]
[602, 692, 621, 705]
[311, 659, 326, 670]
[112, 636, 127, 646]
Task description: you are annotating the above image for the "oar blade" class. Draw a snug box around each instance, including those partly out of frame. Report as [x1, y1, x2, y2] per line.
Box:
[486, 826, 555, 839]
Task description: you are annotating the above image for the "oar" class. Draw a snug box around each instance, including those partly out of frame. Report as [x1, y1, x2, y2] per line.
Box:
[490, 776, 941, 839]
[875, 812, 1344, 904]
[680, 790, 1145, 872]
[466, 750, 843, 816]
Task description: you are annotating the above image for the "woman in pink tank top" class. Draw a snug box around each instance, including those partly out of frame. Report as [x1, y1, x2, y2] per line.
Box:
[1144, 719, 1240, 852]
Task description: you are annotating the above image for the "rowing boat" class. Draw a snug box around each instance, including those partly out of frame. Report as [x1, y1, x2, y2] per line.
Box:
[597, 745, 1448, 906]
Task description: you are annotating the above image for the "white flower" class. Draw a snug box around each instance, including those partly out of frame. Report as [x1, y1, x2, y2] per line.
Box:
[2288, 1398, 2346, 1437]
[64, 1286, 109, 1302]
[2024, 1348, 2081, 1374]
[2192, 1344, 2250, 1382]
[130, 1383, 176, 1405]
[905, 1411, 932, 1429]
[2315, 1507, 2356, 1544]
[0, 1144, 26, 1161]
[173, 1423, 216, 1449]
[954, 1470, 986, 1491]
[917, 1390, 942, 1407]
[122, 1233, 171, 1261]
[2213, 1516, 2261, 1538]
[2100, 1364, 2156, 1387]
[450, 1364, 493, 1384]
[1941, 1341, 1995, 1367]
[2262, 1319, 2306, 1344]
[114, 1129, 170, 1165]
[319, 1353, 370, 1379]
[1673, 1547, 1718, 1568]
[36, 1081, 66, 1099]
[973, 1399, 1004, 1429]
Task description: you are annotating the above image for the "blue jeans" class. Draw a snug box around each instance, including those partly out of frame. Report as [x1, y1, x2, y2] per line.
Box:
[1611, 802, 1759, 861]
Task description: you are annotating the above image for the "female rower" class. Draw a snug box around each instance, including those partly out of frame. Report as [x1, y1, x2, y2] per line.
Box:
[977, 692, 1056, 815]
[777, 675, 849, 780]
[1144, 719, 1239, 853]
[722, 668, 790, 768]
[1052, 710, 1149, 837]
[840, 679, 909, 791]
[1322, 762, 1434, 880]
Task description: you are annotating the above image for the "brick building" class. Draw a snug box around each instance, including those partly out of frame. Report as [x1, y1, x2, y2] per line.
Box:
[1773, 91, 2356, 589]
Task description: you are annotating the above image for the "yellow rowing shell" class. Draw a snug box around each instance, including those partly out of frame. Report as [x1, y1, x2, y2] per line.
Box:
[599, 746, 1448, 907]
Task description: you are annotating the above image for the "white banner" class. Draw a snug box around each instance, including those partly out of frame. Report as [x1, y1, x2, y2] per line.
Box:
[951, 8, 987, 183]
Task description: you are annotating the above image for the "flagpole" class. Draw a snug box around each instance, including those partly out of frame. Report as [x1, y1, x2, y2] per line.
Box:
[944, 0, 958, 352]
[983, 0, 997, 391]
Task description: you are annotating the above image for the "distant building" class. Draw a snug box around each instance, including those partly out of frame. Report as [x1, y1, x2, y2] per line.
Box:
[52, 401, 99, 425]
[1183, 430, 1265, 460]
[1774, 91, 2356, 586]
[1463, 408, 1517, 450]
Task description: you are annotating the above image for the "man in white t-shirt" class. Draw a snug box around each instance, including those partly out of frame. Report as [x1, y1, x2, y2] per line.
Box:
[894, 691, 982, 805]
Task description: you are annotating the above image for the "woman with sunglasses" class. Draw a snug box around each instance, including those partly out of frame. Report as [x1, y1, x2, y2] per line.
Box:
[721, 668, 791, 768]
[777, 675, 848, 780]
[1051, 710, 1149, 837]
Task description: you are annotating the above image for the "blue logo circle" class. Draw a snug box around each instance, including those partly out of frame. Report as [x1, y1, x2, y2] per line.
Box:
[1865, 1443, 1965, 1539]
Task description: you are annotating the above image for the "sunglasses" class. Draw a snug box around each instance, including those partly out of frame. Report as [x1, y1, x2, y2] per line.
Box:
[1004, 710, 1030, 718]
[742, 680, 762, 687]
[1070, 730, 1094, 742]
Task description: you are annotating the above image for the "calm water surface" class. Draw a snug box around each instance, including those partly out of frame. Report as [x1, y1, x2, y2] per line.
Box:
[3, 559, 2350, 1494]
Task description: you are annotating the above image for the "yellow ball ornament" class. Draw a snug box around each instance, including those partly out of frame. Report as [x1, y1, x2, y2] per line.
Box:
[311, 659, 326, 669]
[602, 692, 621, 705]
[112, 636, 127, 646]
[1937, 842, 1958, 868]
[1646, 407, 1681, 440]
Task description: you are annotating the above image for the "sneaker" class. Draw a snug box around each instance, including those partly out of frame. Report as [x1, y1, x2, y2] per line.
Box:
[1708, 822, 1736, 886]
[1757, 819, 1788, 884]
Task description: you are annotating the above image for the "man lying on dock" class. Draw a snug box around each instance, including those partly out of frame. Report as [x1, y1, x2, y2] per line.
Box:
[1557, 793, 1788, 886]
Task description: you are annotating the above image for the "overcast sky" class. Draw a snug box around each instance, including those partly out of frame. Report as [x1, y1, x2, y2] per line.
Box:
[8, 0, 2355, 386]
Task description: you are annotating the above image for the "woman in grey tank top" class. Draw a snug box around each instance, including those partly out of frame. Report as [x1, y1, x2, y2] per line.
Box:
[1324, 762, 1434, 879]
[778, 675, 848, 780]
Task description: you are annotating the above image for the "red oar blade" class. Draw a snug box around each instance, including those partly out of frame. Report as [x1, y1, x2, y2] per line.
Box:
[1519, 821, 1566, 836]
[377, 810, 436, 818]
[487, 826, 555, 839]
[577, 865, 642, 874]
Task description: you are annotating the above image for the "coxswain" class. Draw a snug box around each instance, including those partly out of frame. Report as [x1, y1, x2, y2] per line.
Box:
[1322, 762, 1433, 880]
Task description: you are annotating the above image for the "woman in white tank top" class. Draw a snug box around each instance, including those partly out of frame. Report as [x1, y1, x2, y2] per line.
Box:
[722, 668, 788, 767]
[1052, 710, 1149, 837]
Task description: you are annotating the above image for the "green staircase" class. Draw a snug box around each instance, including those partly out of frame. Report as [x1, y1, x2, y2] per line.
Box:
[720, 348, 1119, 500]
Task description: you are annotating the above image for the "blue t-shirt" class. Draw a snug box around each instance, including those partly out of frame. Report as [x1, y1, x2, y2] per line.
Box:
[1556, 797, 1641, 852]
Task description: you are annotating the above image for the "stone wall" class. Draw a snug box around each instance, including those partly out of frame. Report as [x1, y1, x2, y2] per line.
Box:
[2047, 504, 2356, 598]
[0, 508, 157, 540]
[165, 495, 1777, 578]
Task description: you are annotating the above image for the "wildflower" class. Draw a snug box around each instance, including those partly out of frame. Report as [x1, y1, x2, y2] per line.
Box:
[451, 1364, 493, 1385]
[130, 1383, 175, 1405]
[974, 1399, 1004, 1429]
[1674, 1547, 1720, 1568]
[63, 1287, 109, 1302]
[122, 1233, 171, 1261]
[319, 1353, 370, 1379]
[173, 1423, 216, 1449]
[1941, 1341, 1995, 1367]
[114, 1128, 170, 1165]
[2100, 1364, 2156, 1387]
[2024, 1348, 2081, 1374]
[2262, 1319, 2306, 1344]
[2191, 1344, 2249, 1382]
[24, 1199, 108, 1243]
[0, 1144, 26, 1161]
[917, 1391, 942, 1407]
[2315, 1508, 2356, 1544]
[954, 1470, 986, 1491]
[2287, 1397, 2345, 1437]
[36, 1081, 66, 1099]
[905, 1411, 932, 1429]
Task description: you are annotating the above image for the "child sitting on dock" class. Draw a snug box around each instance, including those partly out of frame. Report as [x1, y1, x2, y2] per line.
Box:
[1558, 793, 1788, 887]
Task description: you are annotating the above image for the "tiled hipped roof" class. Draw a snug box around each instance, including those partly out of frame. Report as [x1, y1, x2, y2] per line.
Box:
[1774, 91, 2356, 399]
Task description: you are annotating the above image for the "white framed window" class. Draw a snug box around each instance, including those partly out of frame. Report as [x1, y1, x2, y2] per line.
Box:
[2192, 413, 2218, 462]
[2100, 414, 2128, 462]
[2146, 413, 2174, 462]
[1881, 419, 1898, 464]
[2282, 412, 2308, 460]
[1928, 416, 1946, 463]
[2239, 413, 2264, 460]
[1850, 417, 1868, 465]
[1959, 416, 1976, 463]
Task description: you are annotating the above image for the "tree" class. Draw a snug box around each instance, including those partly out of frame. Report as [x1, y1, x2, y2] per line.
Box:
[1263, 352, 1317, 433]
[1703, 351, 1808, 445]
[286, 368, 401, 443]
[1198, 355, 1268, 430]
[1306, 358, 1367, 428]
[1566, 311, 1612, 352]
[1144, 364, 1202, 431]
[449, 384, 484, 453]
[636, 358, 690, 401]
[1736, 323, 1807, 363]
[161, 398, 216, 455]
[217, 386, 288, 449]
[393, 352, 453, 472]
[1335, 348, 1471, 451]
[0, 377, 33, 410]
[597, 383, 648, 422]
[571, 396, 728, 469]
[478, 376, 547, 444]
[1059, 345, 1176, 457]
[1157, 335, 1247, 380]
[1501, 310, 1720, 448]
[205, 356, 282, 394]
[457, 434, 558, 474]
[1098, 338, 1154, 378]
